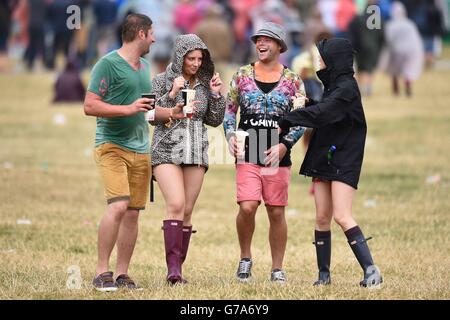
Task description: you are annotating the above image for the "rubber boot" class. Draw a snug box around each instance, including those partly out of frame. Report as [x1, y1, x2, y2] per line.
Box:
[347, 231, 383, 287]
[179, 226, 195, 283]
[313, 230, 331, 286]
[181, 226, 194, 264]
[163, 220, 183, 285]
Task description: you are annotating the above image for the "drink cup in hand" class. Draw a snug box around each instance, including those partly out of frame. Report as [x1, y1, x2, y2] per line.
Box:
[293, 94, 306, 108]
[185, 102, 194, 119]
[142, 93, 156, 121]
[182, 89, 195, 118]
[142, 93, 156, 108]
[234, 130, 249, 160]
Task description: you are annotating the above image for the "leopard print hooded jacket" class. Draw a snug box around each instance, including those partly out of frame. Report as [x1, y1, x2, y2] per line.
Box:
[150, 34, 226, 169]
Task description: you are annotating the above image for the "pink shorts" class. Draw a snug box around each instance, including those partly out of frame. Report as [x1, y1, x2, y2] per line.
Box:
[236, 163, 291, 206]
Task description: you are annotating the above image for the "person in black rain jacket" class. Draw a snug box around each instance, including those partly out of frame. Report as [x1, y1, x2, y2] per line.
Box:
[278, 38, 383, 288]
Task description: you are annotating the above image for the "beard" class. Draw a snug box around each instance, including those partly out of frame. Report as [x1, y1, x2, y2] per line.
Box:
[139, 40, 151, 57]
[141, 46, 150, 57]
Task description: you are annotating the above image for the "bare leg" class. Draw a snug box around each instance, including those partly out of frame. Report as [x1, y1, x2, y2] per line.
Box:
[332, 182, 382, 286]
[153, 164, 185, 220]
[331, 181, 357, 231]
[178, 166, 206, 276]
[154, 164, 186, 283]
[182, 166, 206, 226]
[266, 205, 287, 270]
[115, 209, 139, 276]
[425, 53, 435, 69]
[236, 201, 259, 259]
[405, 79, 412, 97]
[96, 200, 128, 275]
[313, 180, 333, 231]
[0, 53, 10, 72]
[392, 76, 399, 96]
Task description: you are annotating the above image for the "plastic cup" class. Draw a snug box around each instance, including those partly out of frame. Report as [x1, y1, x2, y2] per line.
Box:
[142, 93, 156, 121]
[144, 110, 155, 121]
[182, 89, 196, 118]
[293, 95, 306, 108]
[142, 93, 156, 108]
[234, 130, 249, 159]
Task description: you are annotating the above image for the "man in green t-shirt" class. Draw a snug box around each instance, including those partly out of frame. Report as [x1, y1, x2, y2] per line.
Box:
[84, 13, 186, 292]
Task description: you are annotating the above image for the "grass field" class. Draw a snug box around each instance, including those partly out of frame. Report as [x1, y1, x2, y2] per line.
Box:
[0, 52, 449, 300]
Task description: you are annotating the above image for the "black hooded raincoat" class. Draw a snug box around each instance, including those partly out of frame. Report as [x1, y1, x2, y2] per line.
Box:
[279, 38, 367, 189]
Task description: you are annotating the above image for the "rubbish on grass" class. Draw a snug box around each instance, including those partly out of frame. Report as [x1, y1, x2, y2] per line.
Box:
[53, 113, 67, 126]
[83, 148, 92, 157]
[364, 199, 377, 208]
[17, 219, 32, 225]
[426, 175, 441, 185]
[3, 162, 14, 170]
[0, 248, 16, 253]
[40, 162, 49, 171]
[287, 209, 300, 216]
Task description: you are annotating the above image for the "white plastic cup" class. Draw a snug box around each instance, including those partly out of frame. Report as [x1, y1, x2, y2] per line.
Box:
[293, 95, 306, 108]
[145, 109, 155, 121]
[234, 130, 249, 159]
[182, 89, 196, 118]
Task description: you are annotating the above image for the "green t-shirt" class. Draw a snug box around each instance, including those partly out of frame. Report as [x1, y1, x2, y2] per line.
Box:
[87, 51, 151, 153]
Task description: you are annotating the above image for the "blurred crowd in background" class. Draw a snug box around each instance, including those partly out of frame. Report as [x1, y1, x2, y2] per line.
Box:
[0, 0, 449, 100]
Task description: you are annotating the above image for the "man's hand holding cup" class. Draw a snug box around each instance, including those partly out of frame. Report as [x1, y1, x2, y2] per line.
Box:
[141, 93, 156, 121]
[230, 130, 249, 160]
[172, 100, 200, 120]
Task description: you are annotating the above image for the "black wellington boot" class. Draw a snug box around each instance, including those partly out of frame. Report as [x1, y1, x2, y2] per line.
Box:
[346, 227, 383, 287]
[313, 230, 331, 286]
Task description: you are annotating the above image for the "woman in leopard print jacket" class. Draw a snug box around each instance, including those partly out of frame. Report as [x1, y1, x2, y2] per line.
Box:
[150, 34, 225, 285]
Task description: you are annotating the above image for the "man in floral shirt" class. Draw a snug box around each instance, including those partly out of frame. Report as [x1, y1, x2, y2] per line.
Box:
[223, 22, 304, 283]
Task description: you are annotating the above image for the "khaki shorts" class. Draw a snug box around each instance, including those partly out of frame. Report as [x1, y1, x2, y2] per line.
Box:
[94, 142, 151, 210]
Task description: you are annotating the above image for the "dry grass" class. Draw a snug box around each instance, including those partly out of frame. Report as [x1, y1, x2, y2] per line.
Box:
[0, 52, 449, 300]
